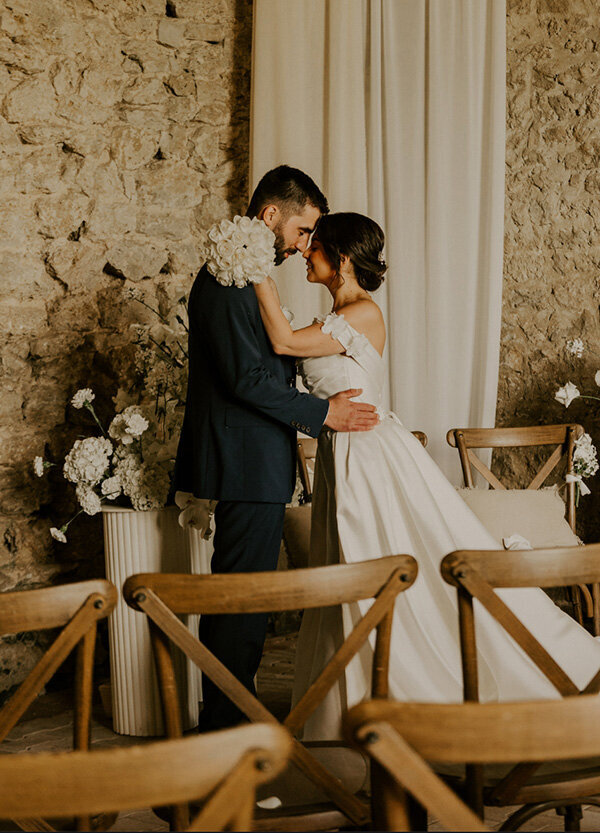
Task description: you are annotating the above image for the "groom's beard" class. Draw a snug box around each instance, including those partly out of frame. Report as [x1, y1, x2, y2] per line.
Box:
[273, 224, 298, 265]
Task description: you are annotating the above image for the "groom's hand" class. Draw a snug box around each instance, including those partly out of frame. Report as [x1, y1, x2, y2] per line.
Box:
[324, 389, 379, 432]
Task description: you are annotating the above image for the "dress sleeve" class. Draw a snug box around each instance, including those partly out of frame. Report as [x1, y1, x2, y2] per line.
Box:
[318, 312, 370, 359]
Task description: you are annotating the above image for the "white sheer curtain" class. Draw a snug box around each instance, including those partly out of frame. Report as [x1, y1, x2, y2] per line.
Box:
[250, 0, 505, 480]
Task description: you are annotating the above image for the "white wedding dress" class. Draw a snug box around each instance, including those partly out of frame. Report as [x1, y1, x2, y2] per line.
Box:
[293, 311, 600, 740]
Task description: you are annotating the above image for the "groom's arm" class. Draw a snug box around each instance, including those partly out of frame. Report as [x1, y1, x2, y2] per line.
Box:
[198, 280, 329, 438]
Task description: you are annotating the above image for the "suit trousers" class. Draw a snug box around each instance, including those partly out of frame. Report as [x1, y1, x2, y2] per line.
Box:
[197, 500, 286, 732]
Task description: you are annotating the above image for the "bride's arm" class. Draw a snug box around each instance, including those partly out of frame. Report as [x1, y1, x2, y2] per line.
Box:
[254, 278, 344, 357]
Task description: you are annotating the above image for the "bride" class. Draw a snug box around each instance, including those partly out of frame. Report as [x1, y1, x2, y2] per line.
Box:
[253, 211, 600, 740]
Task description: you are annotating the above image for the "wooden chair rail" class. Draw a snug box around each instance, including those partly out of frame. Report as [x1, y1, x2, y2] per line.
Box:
[0, 579, 117, 635]
[446, 424, 584, 449]
[346, 697, 600, 764]
[442, 545, 600, 590]
[0, 726, 291, 825]
[123, 554, 417, 615]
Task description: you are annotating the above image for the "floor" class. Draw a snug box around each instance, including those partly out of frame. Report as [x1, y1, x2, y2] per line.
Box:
[3, 632, 600, 832]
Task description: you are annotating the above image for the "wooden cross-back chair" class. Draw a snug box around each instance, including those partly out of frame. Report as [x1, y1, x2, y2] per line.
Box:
[446, 424, 594, 629]
[297, 431, 428, 502]
[0, 579, 117, 833]
[0, 723, 291, 833]
[343, 696, 600, 833]
[446, 424, 583, 524]
[439, 544, 600, 830]
[123, 555, 418, 831]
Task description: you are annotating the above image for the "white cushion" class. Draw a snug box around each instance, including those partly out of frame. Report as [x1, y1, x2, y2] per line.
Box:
[457, 486, 581, 549]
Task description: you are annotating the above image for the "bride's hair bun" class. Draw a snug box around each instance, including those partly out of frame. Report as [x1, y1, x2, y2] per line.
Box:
[314, 212, 387, 291]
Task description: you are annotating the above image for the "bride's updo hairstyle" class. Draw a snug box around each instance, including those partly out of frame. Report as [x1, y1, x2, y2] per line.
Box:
[314, 212, 387, 291]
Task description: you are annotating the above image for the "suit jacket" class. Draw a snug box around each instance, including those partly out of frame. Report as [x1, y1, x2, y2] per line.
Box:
[174, 265, 329, 503]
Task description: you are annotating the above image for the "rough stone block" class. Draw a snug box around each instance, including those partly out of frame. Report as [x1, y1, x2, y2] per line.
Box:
[105, 237, 169, 282]
[157, 18, 186, 48]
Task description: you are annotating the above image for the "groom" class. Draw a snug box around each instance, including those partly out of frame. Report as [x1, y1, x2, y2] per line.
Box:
[175, 165, 378, 732]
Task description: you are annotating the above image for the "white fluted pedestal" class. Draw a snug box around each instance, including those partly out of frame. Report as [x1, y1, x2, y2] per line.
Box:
[102, 506, 213, 736]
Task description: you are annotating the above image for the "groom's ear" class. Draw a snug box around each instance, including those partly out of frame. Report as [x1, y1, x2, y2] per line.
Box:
[259, 204, 280, 228]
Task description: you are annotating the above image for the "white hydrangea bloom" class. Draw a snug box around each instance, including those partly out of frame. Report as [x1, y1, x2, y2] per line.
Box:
[63, 437, 113, 486]
[76, 484, 102, 516]
[566, 338, 584, 358]
[101, 476, 122, 500]
[204, 215, 275, 288]
[555, 382, 580, 408]
[114, 448, 169, 510]
[108, 406, 149, 445]
[50, 527, 67, 543]
[33, 456, 45, 477]
[71, 388, 95, 409]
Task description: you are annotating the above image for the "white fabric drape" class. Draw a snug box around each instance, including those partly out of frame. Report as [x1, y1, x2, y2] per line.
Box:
[250, 0, 505, 480]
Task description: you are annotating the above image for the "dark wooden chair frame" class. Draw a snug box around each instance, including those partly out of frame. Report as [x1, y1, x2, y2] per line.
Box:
[0, 579, 118, 832]
[344, 696, 600, 833]
[440, 544, 600, 830]
[0, 723, 291, 832]
[123, 555, 418, 832]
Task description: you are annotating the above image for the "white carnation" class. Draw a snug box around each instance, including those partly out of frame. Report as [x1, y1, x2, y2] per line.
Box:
[574, 433, 599, 479]
[566, 338, 584, 358]
[50, 527, 67, 543]
[101, 476, 122, 500]
[109, 406, 149, 445]
[76, 484, 102, 516]
[63, 437, 113, 486]
[555, 382, 580, 408]
[71, 388, 95, 409]
[204, 215, 275, 288]
[33, 456, 45, 477]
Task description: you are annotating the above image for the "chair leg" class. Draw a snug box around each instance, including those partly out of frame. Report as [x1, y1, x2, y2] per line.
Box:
[74, 625, 96, 833]
[557, 804, 583, 832]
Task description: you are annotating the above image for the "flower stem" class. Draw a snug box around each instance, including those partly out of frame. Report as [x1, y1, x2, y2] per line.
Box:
[85, 403, 107, 436]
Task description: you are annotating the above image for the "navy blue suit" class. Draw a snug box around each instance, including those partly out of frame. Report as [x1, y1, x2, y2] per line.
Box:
[174, 265, 328, 730]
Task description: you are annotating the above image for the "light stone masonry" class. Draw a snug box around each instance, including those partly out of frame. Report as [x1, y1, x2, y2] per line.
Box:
[0, 0, 252, 693]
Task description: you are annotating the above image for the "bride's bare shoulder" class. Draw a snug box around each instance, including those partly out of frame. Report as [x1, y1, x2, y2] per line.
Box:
[337, 299, 386, 354]
[338, 299, 384, 328]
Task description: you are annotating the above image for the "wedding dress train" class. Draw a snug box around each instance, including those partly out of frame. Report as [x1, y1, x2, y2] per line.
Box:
[292, 312, 600, 740]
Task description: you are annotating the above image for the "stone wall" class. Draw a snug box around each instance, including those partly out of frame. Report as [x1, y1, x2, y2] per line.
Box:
[0, 0, 252, 693]
[499, 0, 600, 543]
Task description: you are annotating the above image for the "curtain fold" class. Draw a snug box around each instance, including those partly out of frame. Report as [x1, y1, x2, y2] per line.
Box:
[251, 0, 505, 480]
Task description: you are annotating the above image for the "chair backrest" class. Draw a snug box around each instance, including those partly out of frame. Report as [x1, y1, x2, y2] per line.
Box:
[446, 424, 583, 529]
[441, 544, 600, 701]
[343, 696, 600, 833]
[0, 579, 118, 745]
[298, 431, 428, 502]
[123, 556, 418, 829]
[0, 723, 291, 831]
[440, 544, 600, 811]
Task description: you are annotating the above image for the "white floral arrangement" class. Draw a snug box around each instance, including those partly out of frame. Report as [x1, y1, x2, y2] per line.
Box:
[554, 338, 600, 500]
[34, 390, 170, 543]
[204, 215, 275, 288]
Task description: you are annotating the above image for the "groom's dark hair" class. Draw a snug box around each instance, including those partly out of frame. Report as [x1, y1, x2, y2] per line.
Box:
[247, 165, 329, 219]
